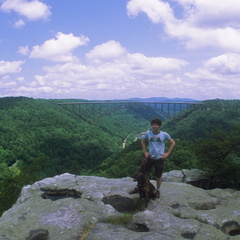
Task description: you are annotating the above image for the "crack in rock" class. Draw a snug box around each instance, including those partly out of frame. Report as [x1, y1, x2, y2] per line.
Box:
[25, 229, 49, 240]
[41, 189, 82, 201]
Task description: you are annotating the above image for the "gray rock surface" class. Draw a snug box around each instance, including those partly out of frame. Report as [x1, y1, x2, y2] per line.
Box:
[0, 172, 240, 240]
[162, 168, 209, 183]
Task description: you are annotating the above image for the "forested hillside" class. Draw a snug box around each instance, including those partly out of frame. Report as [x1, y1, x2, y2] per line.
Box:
[0, 97, 240, 215]
[0, 97, 158, 213]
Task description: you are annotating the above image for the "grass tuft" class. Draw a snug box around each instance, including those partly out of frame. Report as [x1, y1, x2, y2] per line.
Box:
[103, 213, 133, 226]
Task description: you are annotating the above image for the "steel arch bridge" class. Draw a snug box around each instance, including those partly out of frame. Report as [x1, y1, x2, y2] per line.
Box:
[57, 101, 203, 122]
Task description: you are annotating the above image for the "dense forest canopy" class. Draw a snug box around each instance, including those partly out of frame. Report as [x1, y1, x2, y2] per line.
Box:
[0, 97, 240, 215]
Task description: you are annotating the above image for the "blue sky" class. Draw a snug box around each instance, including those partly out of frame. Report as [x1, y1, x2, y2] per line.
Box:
[0, 0, 240, 100]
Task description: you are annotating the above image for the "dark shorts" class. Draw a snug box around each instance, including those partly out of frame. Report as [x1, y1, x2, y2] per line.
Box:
[140, 158, 164, 178]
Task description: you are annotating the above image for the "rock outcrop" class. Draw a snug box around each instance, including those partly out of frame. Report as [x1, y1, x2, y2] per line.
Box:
[0, 171, 240, 240]
[162, 168, 209, 183]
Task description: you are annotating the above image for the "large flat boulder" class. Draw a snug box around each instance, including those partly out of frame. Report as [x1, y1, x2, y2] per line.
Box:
[0, 173, 240, 240]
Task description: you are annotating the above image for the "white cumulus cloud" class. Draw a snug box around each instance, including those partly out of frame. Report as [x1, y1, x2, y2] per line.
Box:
[204, 53, 240, 75]
[127, 0, 240, 51]
[0, 0, 51, 21]
[86, 40, 127, 62]
[127, 0, 174, 23]
[0, 60, 24, 75]
[29, 32, 90, 62]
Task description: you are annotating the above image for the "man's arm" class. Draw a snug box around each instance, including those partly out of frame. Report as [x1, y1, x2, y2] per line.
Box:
[162, 138, 176, 159]
[141, 138, 149, 158]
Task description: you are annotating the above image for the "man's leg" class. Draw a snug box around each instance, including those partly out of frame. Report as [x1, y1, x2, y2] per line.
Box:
[156, 176, 162, 190]
[155, 159, 164, 190]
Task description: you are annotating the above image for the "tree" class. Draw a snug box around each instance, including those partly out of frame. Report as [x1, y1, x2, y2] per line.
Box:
[195, 127, 240, 188]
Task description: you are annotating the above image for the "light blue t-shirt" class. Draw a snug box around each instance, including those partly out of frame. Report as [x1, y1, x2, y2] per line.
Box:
[144, 130, 171, 160]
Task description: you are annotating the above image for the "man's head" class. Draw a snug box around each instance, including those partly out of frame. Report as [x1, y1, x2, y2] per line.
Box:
[151, 117, 162, 127]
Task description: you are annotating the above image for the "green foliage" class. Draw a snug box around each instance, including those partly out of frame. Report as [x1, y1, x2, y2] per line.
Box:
[96, 140, 143, 178]
[165, 99, 240, 140]
[0, 162, 18, 180]
[194, 127, 240, 188]
[103, 214, 133, 226]
[1, 97, 140, 173]
[164, 139, 198, 172]
[0, 175, 22, 214]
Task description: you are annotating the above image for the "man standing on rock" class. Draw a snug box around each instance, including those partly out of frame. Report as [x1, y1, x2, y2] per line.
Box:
[130, 117, 175, 195]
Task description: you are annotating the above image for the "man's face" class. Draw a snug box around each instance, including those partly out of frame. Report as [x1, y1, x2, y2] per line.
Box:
[152, 123, 160, 133]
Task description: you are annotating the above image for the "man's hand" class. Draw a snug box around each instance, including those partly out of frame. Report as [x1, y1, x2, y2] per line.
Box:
[142, 153, 150, 165]
[162, 152, 169, 159]
[144, 152, 150, 158]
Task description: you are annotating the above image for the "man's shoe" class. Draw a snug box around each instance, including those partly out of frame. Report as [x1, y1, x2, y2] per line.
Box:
[129, 187, 139, 194]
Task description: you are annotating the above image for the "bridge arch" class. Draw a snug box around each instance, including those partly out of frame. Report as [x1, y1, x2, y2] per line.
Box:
[57, 101, 203, 122]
